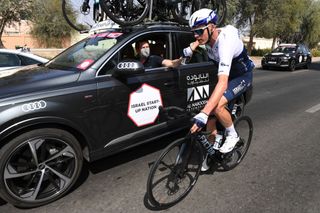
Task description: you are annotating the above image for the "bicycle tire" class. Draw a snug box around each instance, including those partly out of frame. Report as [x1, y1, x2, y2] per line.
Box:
[220, 115, 253, 170]
[62, 0, 94, 32]
[147, 137, 203, 208]
[201, 0, 227, 27]
[99, 0, 150, 26]
[172, 0, 202, 25]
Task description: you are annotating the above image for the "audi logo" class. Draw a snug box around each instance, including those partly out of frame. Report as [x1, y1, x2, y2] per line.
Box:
[22, 100, 47, 112]
[117, 62, 138, 69]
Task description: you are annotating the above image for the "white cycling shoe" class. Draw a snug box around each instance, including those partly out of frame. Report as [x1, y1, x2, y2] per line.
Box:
[219, 135, 240, 153]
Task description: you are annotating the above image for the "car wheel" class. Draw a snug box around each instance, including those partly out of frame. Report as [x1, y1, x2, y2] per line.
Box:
[289, 60, 296, 71]
[0, 128, 83, 208]
[262, 65, 269, 70]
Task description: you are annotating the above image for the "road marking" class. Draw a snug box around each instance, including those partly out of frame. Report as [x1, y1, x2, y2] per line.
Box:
[306, 104, 320, 113]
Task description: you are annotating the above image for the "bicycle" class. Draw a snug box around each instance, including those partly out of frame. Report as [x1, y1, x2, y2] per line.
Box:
[146, 89, 253, 208]
[99, 0, 227, 26]
[62, 0, 105, 32]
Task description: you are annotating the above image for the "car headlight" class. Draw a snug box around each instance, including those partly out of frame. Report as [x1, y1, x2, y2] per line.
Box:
[282, 56, 289, 60]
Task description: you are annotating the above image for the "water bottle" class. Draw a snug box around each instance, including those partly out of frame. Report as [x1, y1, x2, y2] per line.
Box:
[213, 133, 223, 150]
[196, 134, 215, 156]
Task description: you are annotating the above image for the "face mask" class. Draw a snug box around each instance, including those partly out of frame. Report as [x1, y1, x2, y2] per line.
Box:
[140, 48, 150, 58]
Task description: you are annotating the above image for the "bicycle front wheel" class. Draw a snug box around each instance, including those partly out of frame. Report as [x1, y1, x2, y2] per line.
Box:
[100, 0, 150, 26]
[62, 0, 95, 32]
[147, 137, 203, 208]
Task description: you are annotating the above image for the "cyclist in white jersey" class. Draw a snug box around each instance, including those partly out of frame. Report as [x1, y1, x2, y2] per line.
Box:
[184, 8, 254, 157]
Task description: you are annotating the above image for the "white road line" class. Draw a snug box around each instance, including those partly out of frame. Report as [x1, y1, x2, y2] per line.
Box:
[306, 104, 320, 113]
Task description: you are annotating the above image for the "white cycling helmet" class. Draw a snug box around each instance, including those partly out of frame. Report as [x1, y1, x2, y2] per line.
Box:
[189, 8, 218, 29]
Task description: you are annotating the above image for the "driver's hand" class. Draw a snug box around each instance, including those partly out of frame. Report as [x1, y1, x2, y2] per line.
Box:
[190, 112, 208, 133]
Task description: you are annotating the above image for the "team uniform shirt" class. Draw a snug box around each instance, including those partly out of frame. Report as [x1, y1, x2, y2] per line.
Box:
[205, 25, 244, 76]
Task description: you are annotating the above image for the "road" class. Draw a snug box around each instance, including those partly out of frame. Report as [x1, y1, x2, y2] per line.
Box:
[1, 62, 320, 213]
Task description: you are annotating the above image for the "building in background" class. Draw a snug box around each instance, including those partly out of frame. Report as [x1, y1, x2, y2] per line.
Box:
[1, 20, 71, 49]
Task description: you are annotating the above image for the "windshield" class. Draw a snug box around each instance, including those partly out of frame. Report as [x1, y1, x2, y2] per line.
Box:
[46, 32, 124, 71]
[272, 46, 296, 53]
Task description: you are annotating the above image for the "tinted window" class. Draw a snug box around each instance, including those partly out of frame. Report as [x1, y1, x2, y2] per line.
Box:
[19, 55, 42, 65]
[273, 46, 296, 53]
[0, 53, 21, 67]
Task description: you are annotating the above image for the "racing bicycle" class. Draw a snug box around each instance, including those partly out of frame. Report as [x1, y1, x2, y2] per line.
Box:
[146, 89, 253, 208]
[99, 0, 227, 26]
[62, 0, 105, 32]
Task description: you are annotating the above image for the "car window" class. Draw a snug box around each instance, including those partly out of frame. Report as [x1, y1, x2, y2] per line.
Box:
[176, 32, 208, 64]
[273, 46, 296, 53]
[301, 45, 309, 53]
[97, 32, 171, 76]
[0, 53, 21, 67]
[47, 31, 125, 71]
[19, 55, 42, 65]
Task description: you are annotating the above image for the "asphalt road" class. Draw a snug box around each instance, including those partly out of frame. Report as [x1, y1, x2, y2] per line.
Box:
[1, 62, 320, 213]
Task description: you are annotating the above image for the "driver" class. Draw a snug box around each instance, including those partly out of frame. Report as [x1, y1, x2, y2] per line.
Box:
[184, 9, 254, 163]
[135, 40, 182, 69]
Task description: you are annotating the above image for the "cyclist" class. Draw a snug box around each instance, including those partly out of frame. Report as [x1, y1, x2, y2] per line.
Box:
[135, 40, 182, 68]
[185, 9, 254, 157]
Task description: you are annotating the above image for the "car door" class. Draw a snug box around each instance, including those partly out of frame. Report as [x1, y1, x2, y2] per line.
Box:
[95, 31, 186, 155]
[174, 31, 218, 113]
[296, 45, 305, 66]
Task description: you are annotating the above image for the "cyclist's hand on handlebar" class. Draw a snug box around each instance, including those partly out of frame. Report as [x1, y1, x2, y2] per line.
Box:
[190, 112, 208, 133]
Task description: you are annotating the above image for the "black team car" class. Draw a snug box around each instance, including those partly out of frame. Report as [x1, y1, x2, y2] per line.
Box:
[0, 23, 252, 207]
[261, 43, 312, 71]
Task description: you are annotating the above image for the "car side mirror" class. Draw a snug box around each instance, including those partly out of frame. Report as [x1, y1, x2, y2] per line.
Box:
[113, 60, 145, 77]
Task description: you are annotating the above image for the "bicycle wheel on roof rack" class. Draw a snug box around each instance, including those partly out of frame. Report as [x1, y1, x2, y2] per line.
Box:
[203, 0, 227, 27]
[172, 0, 202, 25]
[62, 0, 96, 32]
[99, 0, 150, 26]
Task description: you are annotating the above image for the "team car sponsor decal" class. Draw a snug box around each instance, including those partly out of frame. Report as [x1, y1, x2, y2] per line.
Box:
[21, 100, 47, 112]
[127, 83, 163, 127]
[186, 73, 209, 86]
[77, 59, 94, 70]
[186, 85, 209, 112]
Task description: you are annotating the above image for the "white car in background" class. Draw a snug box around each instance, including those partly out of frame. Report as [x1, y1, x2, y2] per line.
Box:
[0, 49, 48, 71]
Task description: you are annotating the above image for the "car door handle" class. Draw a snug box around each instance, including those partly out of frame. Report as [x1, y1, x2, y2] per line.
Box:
[164, 81, 176, 86]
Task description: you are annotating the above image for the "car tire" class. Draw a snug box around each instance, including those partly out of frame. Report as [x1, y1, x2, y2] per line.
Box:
[262, 65, 269, 70]
[289, 60, 296, 71]
[0, 128, 83, 208]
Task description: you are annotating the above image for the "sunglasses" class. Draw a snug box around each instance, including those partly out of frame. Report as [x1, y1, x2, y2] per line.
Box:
[192, 26, 208, 36]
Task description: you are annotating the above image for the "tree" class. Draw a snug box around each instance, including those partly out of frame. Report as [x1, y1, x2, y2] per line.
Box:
[0, 0, 33, 48]
[233, 0, 272, 54]
[30, 0, 74, 48]
[301, 0, 320, 48]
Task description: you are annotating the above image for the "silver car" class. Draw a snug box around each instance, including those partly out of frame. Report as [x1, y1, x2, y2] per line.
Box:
[0, 49, 48, 71]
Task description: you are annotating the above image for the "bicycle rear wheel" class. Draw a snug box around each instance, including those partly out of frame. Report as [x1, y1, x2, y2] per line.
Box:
[172, 0, 202, 25]
[62, 0, 96, 32]
[147, 137, 203, 208]
[202, 0, 227, 26]
[99, 0, 150, 26]
[220, 115, 253, 170]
